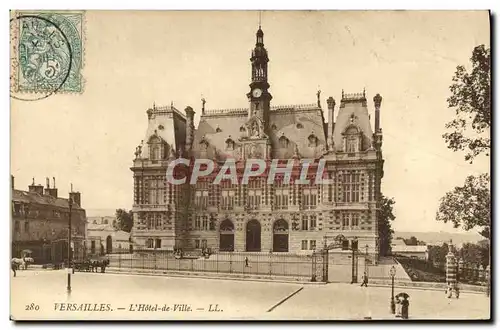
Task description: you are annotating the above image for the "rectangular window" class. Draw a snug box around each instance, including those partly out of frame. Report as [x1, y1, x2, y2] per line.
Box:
[15, 221, 20, 233]
[24, 221, 29, 233]
[342, 214, 350, 229]
[202, 216, 209, 231]
[342, 240, 349, 250]
[155, 239, 162, 249]
[248, 189, 262, 208]
[91, 240, 96, 254]
[194, 216, 201, 230]
[274, 188, 289, 210]
[343, 172, 360, 203]
[310, 215, 317, 230]
[195, 190, 209, 209]
[301, 217, 308, 230]
[351, 213, 359, 228]
[302, 186, 317, 209]
[310, 240, 317, 251]
[202, 239, 207, 249]
[221, 190, 235, 210]
[195, 239, 200, 249]
[301, 240, 308, 250]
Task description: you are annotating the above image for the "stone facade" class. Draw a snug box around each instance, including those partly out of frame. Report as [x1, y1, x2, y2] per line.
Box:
[11, 176, 86, 264]
[130, 27, 384, 260]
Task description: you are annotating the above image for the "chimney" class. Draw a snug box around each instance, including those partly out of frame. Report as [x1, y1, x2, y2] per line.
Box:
[28, 178, 44, 195]
[69, 191, 81, 207]
[11, 175, 14, 190]
[44, 176, 58, 198]
[373, 94, 382, 132]
[184, 106, 195, 154]
[327, 97, 336, 138]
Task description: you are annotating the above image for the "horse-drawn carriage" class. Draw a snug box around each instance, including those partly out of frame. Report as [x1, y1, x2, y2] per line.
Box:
[73, 257, 110, 273]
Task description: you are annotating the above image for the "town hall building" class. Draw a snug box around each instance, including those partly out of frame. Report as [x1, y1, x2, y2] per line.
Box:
[130, 26, 385, 259]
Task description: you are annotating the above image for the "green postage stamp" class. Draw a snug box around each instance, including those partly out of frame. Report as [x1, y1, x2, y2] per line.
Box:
[10, 10, 85, 99]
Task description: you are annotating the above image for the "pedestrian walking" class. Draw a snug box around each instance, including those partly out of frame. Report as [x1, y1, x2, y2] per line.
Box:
[454, 285, 460, 299]
[360, 272, 368, 287]
[244, 256, 249, 267]
[395, 297, 402, 317]
[446, 282, 453, 299]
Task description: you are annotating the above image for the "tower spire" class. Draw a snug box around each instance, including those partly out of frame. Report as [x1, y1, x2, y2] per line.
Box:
[259, 10, 262, 28]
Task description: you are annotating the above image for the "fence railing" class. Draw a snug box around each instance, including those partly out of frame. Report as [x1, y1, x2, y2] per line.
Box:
[105, 250, 325, 281]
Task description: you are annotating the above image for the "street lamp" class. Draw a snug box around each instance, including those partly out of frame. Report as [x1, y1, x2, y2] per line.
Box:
[351, 237, 358, 284]
[67, 196, 73, 294]
[389, 265, 396, 314]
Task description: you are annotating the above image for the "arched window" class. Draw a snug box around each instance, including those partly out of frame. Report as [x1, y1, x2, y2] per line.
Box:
[199, 138, 209, 151]
[308, 134, 318, 148]
[225, 138, 235, 151]
[279, 135, 289, 148]
[148, 135, 166, 161]
[345, 127, 360, 153]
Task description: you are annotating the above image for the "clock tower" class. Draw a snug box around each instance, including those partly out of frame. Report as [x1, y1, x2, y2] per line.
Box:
[247, 25, 272, 126]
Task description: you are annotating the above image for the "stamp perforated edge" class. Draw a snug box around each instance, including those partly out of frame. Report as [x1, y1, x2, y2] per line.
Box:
[10, 10, 86, 97]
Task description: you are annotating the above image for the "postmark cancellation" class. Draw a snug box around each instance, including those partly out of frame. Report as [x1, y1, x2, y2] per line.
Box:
[10, 10, 85, 99]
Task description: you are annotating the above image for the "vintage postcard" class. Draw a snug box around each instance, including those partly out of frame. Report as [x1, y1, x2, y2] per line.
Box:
[9, 10, 491, 321]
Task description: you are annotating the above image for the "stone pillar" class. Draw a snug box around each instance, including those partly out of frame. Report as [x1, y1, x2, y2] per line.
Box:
[446, 250, 457, 285]
[327, 97, 336, 148]
[184, 106, 195, 154]
[373, 94, 382, 132]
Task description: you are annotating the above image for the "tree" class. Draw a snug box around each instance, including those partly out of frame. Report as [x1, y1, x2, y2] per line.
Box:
[114, 209, 134, 233]
[403, 236, 418, 246]
[427, 243, 449, 267]
[378, 195, 396, 256]
[458, 242, 488, 267]
[443, 45, 490, 163]
[436, 173, 490, 238]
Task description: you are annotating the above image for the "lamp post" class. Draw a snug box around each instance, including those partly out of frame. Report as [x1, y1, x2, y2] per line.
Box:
[351, 237, 358, 284]
[389, 265, 396, 314]
[67, 196, 73, 294]
[365, 244, 369, 275]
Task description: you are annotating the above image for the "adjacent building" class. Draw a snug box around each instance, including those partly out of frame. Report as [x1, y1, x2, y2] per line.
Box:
[11, 176, 86, 264]
[87, 216, 131, 255]
[130, 26, 384, 259]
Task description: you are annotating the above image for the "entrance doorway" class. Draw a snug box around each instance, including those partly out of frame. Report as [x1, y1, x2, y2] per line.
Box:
[106, 235, 113, 254]
[273, 219, 289, 252]
[246, 220, 261, 252]
[219, 219, 235, 252]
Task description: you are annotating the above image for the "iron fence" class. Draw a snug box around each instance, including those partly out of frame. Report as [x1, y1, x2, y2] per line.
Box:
[104, 250, 327, 281]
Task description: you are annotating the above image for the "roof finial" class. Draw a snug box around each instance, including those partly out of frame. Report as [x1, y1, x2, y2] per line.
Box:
[171, 101, 174, 108]
[153, 101, 156, 109]
[259, 10, 262, 28]
[70, 183, 73, 192]
[32, 177, 35, 185]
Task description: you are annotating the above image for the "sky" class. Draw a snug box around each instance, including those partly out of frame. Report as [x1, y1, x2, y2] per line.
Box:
[10, 10, 490, 233]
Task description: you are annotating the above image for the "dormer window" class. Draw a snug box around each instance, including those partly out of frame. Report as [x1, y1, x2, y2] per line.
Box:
[279, 135, 289, 148]
[296, 123, 304, 129]
[225, 137, 235, 151]
[344, 126, 361, 153]
[148, 135, 167, 161]
[308, 133, 318, 148]
[200, 139, 209, 151]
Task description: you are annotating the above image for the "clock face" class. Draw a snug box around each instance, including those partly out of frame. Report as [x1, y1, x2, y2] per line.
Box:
[252, 88, 262, 98]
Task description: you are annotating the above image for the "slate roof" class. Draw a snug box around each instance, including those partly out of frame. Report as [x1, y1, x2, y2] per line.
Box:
[333, 94, 374, 151]
[12, 189, 83, 210]
[192, 103, 328, 160]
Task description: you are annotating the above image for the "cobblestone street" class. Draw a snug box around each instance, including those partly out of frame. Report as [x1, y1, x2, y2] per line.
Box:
[10, 270, 490, 320]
